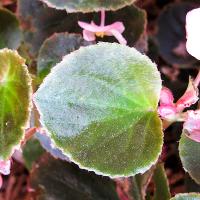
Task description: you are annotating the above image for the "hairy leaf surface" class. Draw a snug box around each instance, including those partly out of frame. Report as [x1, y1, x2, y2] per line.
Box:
[34, 43, 163, 177]
[0, 49, 31, 160]
[179, 133, 200, 184]
[171, 193, 200, 200]
[41, 0, 137, 13]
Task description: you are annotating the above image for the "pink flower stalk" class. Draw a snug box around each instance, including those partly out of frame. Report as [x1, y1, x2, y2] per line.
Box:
[186, 8, 200, 60]
[78, 10, 127, 45]
[183, 110, 200, 142]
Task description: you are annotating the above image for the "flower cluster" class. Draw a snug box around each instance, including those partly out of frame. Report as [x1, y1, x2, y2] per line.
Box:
[159, 7, 200, 142]
[158, 76, 199, 122]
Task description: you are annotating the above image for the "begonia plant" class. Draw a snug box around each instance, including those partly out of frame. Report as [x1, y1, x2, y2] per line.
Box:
[1, 0, 200, 199]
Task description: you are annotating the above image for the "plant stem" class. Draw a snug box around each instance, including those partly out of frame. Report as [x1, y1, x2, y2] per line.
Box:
[100, 10, 105, 27]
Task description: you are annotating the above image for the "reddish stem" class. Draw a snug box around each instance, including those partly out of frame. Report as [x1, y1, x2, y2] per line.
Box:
[21, 127, 37, 146]
[100, 10, 105, 27]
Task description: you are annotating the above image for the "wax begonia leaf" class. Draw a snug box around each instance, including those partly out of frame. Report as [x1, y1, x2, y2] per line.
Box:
[37, 33, 94, 80]
[40, 0, 137, 13]
[0, 8, 22, 49]
[34, 42, 163, 177]
[35, 132, 70, 162]
[0, 49, 31, 160]
[170, 193, 200, 200]
[23, 138, 45, 170]
[179, 133, 200, 184]
[29, 153, 119, 200]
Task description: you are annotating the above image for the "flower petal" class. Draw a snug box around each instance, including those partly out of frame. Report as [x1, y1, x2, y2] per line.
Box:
[186, 8, 200, 60]
[78, 21, 99, 32]
[159, 87, 174, 106]
[176, 77, 199, 111]
[0, 160, 11, 175]
[184, 110, 200, 142]
[158, 105, 177, 120]
[108, 29, 127, 45]
[108, 22, 125, 33]
[83, 30, 96, 41]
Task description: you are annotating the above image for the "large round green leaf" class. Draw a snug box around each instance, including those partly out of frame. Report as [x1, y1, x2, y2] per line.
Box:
[0, 8, 22, 49]
[0, 49, 32, 160]
[179, 133, 200, 184]
[34, 42, 163, 177]
[170, 193, 200, 200]
[41, 0, 137, 13]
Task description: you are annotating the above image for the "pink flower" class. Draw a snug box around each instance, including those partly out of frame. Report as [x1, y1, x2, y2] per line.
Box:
[0, 159, 11, 189]
[158, 87, 177, 121]
[78, 10, 127, 45]
[186, 8, 200, 60]
[183, 110, 200, 142]
[0, 160, 11, 175]
[158, 71, 200, 121]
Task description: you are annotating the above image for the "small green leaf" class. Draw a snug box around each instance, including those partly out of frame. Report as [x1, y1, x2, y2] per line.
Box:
[179, 133, 200, 184]
[0, 8, 22, 49]
[170, 193, 200, 200]
[153, 163, 171, 200]
[41, 0, 137, 13]
[34, 43, 163, 177]
[30, 153, 119, 200]
[0, 49, 32, 160]
[23, 138, 45, 170]
[37, 33, 94, 80]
